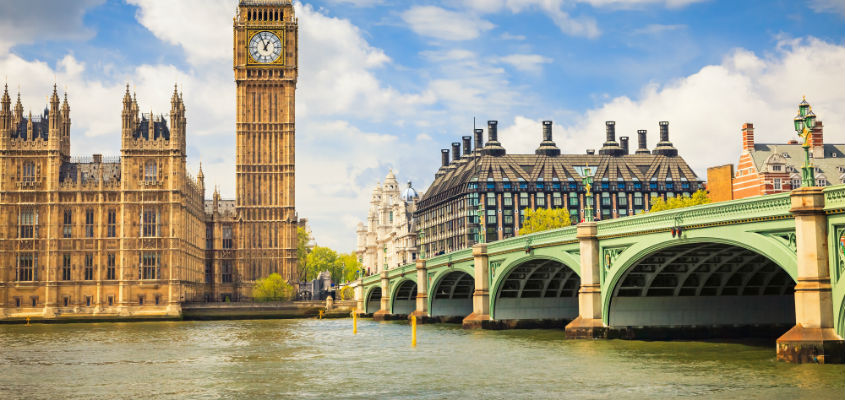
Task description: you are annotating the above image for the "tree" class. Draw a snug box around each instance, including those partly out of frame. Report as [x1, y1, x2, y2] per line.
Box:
[304, 245, 339, 282]
[338, 285, 354, 300]
[648, 190, 711, 213]
[337, 252, 362, 283]
[252, 273, 295, 301]
[518, 207, 572, 235]
[296, 226, 311, 282]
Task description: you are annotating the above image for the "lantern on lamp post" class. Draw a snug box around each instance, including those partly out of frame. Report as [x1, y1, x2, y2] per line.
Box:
[793, 97, 817, 188]
[582, 166, 595, 223]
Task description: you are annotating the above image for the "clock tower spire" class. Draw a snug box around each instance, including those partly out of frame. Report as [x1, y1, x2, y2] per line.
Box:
[234, 0, 298, 284]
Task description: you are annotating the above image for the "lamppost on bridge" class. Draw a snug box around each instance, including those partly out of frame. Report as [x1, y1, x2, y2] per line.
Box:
[582, 166, 594, 223]
[793, 97, 817, 188]
[418, 229, 425, 259]
[476, 200, 486, 243]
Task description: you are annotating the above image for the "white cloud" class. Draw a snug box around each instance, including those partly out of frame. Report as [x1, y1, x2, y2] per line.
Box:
[0, 0, 103, 53]
[500, 53, 553, 72]
[578, 0, 706, 8]
[808, 0, 845, 16]
[127, 0, 233, 64]
[401, 6, 495, 41]
[496, 38, 845, 180]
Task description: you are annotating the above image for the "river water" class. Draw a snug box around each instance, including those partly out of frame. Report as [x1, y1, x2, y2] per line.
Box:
[1, 318, 842, 399]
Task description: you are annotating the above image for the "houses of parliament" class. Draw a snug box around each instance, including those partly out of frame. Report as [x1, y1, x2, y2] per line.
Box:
[0, 0, 298, 320]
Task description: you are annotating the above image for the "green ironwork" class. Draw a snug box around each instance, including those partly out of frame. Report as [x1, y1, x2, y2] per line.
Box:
[418, 229, 426, 259]
[360, 184, 845, 336]
[794, 97, 818, 187]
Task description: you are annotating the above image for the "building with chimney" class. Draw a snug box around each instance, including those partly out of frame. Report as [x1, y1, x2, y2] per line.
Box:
[416, 120, 704, 256]
[707, 111, 844, 202]
[356, 171, 420, 274]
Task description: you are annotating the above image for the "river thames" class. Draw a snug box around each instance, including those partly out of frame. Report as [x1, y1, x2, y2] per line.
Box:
[1, 318, 842, 399]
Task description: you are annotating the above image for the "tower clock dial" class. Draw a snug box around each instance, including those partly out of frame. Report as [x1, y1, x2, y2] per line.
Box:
[249, 31, 282, 63]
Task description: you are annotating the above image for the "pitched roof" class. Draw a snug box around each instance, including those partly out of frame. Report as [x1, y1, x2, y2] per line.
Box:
[750, 143, 844, 180]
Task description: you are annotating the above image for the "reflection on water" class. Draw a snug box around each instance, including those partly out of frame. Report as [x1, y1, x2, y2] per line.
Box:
[0, 319, 842, 399]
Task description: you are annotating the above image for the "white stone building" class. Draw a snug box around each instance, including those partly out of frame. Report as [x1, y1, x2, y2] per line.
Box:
[356, 171, 420, 275]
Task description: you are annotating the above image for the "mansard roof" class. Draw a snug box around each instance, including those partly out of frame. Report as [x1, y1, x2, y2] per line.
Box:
[750, 143, 844, 180]
[418, 152, 701, 210]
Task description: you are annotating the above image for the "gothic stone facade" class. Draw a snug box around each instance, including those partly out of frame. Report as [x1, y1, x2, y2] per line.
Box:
[0, 84, 206, 319]
[356, 171, 420, 275]
[0, 0, 299, 319]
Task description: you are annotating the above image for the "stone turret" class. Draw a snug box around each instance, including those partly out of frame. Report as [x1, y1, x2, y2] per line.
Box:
[0, 84, 10, 144]
[170, 84, 186, 153]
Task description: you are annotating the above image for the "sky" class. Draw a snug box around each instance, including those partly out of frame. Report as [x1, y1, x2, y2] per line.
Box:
[0, 0, 843, 251]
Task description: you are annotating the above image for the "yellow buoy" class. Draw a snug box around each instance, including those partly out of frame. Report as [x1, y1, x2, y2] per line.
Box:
[411, 315, 417, 347]
[319, 309, 323, 319]
[26, 317, 31, 326]
[352, 311, 358, 334]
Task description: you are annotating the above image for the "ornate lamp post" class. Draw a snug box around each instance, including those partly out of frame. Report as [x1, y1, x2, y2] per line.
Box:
[793, 97, 817, 188]
[418, 229, 426, 259]
[383, 246, 388, 271]
[476, 200, 486, 243]
[582, 166, 594, 222]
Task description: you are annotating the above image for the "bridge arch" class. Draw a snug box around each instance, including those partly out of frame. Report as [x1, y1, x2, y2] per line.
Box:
[603, 236, 796, 335]
[389, 278, 417, 315]
[428, 270, 474, 320]
[365, 286, 382, 314]
[490, 255, 581, 321]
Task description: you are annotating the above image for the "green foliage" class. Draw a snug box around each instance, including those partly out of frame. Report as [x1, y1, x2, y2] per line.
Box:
[338, 285, 354, 300]
[296, 226, 311, 281]
[648, 190, 711, 213]
[303, 246, 362, 284]
[518, 207, 572, 235]
[252, 273, 295, 302]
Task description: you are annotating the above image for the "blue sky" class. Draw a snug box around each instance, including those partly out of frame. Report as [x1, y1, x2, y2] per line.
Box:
[0, 0, 843, 250]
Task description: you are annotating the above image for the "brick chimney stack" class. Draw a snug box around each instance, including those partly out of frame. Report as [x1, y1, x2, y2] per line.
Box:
[811, 120, 824, 159]
[741, 123, 754, 152]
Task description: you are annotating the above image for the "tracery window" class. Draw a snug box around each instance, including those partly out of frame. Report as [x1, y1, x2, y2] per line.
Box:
[22, 161, 35, 182]
[16, 253, 36, 281]
[144, 161, 157, 183]
[142, 208, 158, 237]
[140, 252, 159, 280]
[19, 208, 37, 238]
[85, 208, 95, 238]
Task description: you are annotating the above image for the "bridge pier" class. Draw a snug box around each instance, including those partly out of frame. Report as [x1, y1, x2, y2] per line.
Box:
[463, 243, 491, 329]
[777, 188, 844, 363]
[372, 271, 391, 321]
[409, 259, 432, 322]
[565, 222, 608, 338]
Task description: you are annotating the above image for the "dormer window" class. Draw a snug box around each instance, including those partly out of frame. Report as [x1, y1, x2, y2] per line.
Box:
[772, 165, 782, 172]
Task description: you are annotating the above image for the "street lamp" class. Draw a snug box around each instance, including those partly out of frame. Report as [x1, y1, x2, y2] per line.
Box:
[582, 166, 594, 223]
[476, 200, 486, 243]
[793, 96, 817, 188]
[417, 229, 426, 259]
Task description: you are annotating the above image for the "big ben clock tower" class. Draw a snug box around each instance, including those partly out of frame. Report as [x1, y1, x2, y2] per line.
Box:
[234, 0, 298, 284]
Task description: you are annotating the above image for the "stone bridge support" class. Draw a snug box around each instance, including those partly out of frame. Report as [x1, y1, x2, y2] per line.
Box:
[409, 259, 430, 322]
[463, 243, 490, 329]
[565, 222, 608, 338]
[353, 278, 364, 315]
[777, 188, 844, 363]
[372, 270, 390, 321]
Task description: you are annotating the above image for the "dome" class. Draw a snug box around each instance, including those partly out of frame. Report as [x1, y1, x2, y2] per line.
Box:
[400, 181, 419, 202]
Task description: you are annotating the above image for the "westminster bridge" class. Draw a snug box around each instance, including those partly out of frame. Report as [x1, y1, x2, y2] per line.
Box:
[353, 186, 845, 363]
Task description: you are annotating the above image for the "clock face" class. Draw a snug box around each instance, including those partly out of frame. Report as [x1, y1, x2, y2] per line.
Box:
[249, 31, 282, 63]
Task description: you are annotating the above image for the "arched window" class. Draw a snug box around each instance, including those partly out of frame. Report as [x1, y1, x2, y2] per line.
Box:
[22, 161, 35, 182]
[144, 161, 157, 183]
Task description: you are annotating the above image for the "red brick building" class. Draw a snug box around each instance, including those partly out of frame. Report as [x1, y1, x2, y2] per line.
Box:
[708, 121, 844, 201]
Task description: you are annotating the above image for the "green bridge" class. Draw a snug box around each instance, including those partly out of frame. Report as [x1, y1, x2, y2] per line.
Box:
[353, 186, 845, 363]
